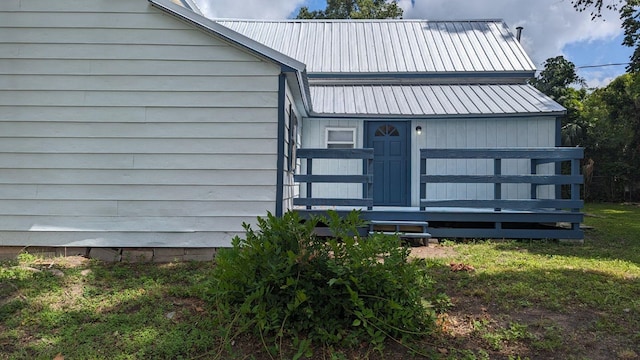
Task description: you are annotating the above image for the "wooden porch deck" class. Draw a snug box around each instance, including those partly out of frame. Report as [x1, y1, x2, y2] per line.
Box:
[295, 207, 583, 240]
[294, 148, 584, 240]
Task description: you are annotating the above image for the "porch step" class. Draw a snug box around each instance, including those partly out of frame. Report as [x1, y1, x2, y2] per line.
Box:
[369, 231, 432, 239]
[368, 220, 431, 239]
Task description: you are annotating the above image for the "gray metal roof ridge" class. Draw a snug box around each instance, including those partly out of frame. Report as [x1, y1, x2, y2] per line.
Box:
[213, 18, 507, 23]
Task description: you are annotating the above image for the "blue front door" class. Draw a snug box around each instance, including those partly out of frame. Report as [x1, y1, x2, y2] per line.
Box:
[366, 121, 410, 206]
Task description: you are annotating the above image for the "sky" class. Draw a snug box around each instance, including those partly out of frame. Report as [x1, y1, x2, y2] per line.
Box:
[194, 0, 633, 88]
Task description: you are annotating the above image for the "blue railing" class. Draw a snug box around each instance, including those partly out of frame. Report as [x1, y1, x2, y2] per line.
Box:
[294, 148, 374, 209]
[419, 148, 584, 212]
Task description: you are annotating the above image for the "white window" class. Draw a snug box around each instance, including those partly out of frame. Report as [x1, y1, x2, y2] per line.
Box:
[325, 128, 356, 149]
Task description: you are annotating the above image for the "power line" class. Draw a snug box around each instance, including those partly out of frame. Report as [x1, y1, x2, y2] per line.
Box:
[576, 62, 630, 69]
[535, 62, 630, 71]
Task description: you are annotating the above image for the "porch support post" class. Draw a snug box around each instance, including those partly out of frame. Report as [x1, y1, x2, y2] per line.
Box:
[366, 157, 373, 210]
[571, 158, 581, 231]
[306, 158, 313, 210]
[530, 159, 538, 200]
[494, 158, 502, 211]
[420, 155, 426, 211]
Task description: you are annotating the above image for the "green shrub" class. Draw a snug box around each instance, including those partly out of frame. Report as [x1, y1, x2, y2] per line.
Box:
[209, 210, 437, 350]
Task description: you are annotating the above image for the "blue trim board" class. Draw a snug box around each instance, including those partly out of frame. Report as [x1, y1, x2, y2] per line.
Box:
[421, 148, 584, 160]
[428, 228, 583, 240]
[294, 175, 373, 184]
[295, 208, 583, 239]
[555, 117, 563, 201]
[308, 112, 566, 120]
[297, 148, 374, 159]
[307, 71, 535, 80]
[421, 175, 583, 185]
[275, 73, 286, 217]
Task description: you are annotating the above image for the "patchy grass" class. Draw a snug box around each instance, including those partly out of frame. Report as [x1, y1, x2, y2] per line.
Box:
[428, 203, 640, 359]
[0, 257, 220, 360]
[1, 203, 639, 359]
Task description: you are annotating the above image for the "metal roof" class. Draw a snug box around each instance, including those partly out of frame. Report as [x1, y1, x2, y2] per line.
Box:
[309, 84, 565, 117]
[217, 19, 536, 76]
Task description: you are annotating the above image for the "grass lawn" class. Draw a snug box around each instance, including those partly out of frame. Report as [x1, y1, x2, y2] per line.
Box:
[1, 203, 639, 359]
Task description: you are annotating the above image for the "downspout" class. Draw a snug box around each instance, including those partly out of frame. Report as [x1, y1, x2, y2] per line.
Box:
[275, 73, 286, 217]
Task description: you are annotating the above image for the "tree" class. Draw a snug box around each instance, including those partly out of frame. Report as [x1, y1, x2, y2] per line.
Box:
[581, 72, 640, 200]
[296, 0, 403, 19]
[571, 0, 640, 72]
[529, 56, 588, 146]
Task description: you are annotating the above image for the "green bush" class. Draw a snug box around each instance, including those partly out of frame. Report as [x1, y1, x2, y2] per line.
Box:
[209, 210, 437, 350]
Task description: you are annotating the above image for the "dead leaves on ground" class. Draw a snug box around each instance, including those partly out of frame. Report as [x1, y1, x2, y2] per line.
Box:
[449, 262, 476, 272]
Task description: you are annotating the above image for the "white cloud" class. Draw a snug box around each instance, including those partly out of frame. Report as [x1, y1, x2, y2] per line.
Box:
[196, 0, 303, 19]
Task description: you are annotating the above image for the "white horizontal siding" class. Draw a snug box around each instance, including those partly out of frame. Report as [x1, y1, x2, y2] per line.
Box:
[0, 153, 276, 170]
[0, 0, 159, 12]
[0, 91, 277, 107]
[0, 122, 277, 139]
[0, 170, 277, 186]
[0, 184, 276, 201]
[0, 0, 282, 247]
[0, 138, 277, 154]
[0, 75, 278, 91]
[0, 43, 255, 61]
[0, 231, 240, 248]
[0, 200, 275, 217]
[1, 216, 253, 232]
[0, 107, 278, 123]
[0, 59, 275, 76]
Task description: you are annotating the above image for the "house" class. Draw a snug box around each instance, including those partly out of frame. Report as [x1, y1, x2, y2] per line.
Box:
[0, 0, 583, 259]
[218, 18, 583, 240]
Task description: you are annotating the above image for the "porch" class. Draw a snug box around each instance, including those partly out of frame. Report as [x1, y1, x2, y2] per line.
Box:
[293, 147, 584, 240]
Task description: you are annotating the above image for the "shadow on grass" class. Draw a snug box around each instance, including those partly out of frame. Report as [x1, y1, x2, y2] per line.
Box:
[0, 260, 228, 359]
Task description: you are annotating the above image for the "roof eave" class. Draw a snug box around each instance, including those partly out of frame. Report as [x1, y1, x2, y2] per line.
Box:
[307, 70, 536, 82]
[308, 111, 567, 119]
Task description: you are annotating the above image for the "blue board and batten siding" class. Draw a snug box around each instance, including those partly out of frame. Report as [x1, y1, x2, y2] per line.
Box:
[302, 116, 557, 206]
[0, 0, 288, 247]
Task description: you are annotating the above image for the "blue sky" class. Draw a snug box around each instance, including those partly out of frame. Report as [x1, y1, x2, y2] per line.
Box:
[564, 34, 632, 88]
[196, 0, 633, 88]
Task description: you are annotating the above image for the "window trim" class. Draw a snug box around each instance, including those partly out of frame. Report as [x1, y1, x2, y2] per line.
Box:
[325, 127, 356, 149]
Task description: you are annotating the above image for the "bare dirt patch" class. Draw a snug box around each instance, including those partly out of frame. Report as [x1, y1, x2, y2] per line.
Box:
[31, 255, 90, 268]
[409, 244, 458, 259]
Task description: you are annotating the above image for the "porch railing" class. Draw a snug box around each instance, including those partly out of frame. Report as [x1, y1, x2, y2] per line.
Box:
[420, 148, 584, 213]
[293, 148, 374, 210]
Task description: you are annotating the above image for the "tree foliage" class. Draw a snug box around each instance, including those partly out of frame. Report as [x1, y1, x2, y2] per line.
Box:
[296, 0, 403, 19]
[584, 73, 640, 195]
[531, 56, 640, 200]
[530, 56, 588, 146]
[571, 0, 640, 72]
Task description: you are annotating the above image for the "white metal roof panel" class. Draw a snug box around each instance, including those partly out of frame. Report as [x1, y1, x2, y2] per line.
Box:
[310, 84, 565, 117]
[217, 19, 536, 75]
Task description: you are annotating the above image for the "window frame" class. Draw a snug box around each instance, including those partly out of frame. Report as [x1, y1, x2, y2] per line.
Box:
[325, 127, 356, 149]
